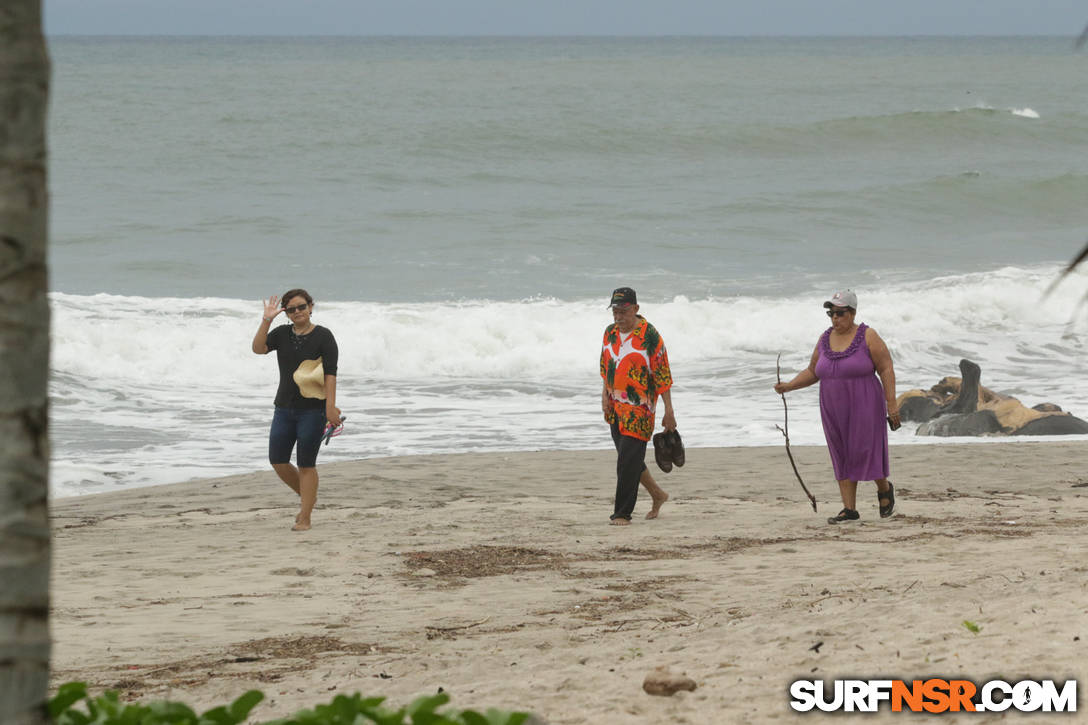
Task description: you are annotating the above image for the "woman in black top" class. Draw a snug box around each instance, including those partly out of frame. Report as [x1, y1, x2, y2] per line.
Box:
[252, 288, 340, 531]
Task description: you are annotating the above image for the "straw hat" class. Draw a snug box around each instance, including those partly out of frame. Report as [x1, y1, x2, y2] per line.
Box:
[292, 358, 326, 399]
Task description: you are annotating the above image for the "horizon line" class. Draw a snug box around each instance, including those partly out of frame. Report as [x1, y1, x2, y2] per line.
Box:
[46, 32, 1081, 39]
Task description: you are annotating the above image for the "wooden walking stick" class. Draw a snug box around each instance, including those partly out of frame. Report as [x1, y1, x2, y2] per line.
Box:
[776, 354, 817, 512]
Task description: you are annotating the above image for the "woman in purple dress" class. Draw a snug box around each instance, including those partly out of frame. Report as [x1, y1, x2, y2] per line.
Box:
[774, 290, 900, 524]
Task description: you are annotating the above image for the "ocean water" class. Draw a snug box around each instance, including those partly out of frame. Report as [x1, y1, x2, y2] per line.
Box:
[48, 36, 1088, 497]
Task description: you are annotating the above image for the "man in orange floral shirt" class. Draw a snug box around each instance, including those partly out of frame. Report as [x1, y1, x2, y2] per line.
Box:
[600, 287, 676, 525]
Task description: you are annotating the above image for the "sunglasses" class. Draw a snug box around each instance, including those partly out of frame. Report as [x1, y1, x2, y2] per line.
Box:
[284, 304, 308, 314]
[826, 308, 852, 318]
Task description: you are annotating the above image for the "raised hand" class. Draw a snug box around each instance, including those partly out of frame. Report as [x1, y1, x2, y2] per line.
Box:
[262, 295, 281, 321]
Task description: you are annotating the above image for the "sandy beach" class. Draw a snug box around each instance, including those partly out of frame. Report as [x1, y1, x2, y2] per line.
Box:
[49, 441, 1088, 723]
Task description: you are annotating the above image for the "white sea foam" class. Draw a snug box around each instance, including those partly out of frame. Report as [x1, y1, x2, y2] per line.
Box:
[1012, 107, 1040, 119]
[49, 265, 1088, 497]
[949, 103, 1038, 120]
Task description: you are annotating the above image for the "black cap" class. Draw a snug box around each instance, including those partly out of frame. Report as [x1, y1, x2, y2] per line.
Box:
[608, 287, 637, 308]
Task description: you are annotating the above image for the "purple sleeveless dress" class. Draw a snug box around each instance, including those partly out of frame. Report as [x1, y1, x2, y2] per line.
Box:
[814, 323, 889, 482]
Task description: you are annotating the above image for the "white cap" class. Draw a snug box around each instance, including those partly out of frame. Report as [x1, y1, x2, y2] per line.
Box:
[823, 290, 857, 309]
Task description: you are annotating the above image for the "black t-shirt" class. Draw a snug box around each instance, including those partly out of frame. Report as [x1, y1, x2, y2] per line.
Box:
[266, 324, 339, 409]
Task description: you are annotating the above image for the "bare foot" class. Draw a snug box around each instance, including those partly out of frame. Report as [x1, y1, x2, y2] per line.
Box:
[646, 490, 669, 519]
[609, 518, 631, 526]
[291, 521, 311, 531]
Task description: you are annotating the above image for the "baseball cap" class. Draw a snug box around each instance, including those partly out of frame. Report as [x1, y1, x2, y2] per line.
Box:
[608, 287, 638, 308]
[823, 290, 858, 309]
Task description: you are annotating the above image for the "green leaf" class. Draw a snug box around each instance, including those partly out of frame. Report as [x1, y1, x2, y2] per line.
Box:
[199, 704, 238, 724]
[112, 703, 150, 725]
[406, 692, 456, 724]
[375, 706, 411, 725]
[226, 690, 264, 721]
[53, 702, 94, 725]
[49, 683, 539, 725]
[147, 699, 199, 722]
[962, 619, 981, 634]
[358, 695, 389, 712]
[49, 682, 89, 718]
[407, 692, 450, 714]
[330, 692, 362, 722]
[482, 710, 531, 725]
[86, 691, 124, 720]
[456, 712, 491, 725]
[55, 713, 92, 725]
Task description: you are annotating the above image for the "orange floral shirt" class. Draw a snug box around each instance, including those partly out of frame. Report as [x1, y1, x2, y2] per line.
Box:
[600, 317, 673, 441]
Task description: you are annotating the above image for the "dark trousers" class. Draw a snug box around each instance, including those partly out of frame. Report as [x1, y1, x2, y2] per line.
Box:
[610, 421, 647, 520]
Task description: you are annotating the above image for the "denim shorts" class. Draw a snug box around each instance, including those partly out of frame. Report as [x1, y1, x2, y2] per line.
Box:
[268, 407, 326, 468]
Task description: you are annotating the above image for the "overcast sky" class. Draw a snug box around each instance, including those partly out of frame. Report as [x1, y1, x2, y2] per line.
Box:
[44, 1, 1088, 37]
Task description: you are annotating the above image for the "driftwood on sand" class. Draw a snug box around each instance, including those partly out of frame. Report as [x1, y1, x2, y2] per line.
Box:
[776, 354, 817, 511]
[897, 359, 1088, 436]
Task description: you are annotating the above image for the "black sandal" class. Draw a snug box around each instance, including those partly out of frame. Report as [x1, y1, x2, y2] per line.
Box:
[878, 482, 895, 518]
[652, 432, 673, 473]
[666, 430, 685, 467]
[827, 508, 860, 524]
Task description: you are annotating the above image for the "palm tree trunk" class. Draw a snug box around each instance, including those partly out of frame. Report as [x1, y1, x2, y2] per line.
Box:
[0, 2, 52, 723]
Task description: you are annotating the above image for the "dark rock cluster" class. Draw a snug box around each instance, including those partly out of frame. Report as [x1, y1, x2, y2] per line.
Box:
[897, 359, 1088, 436]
